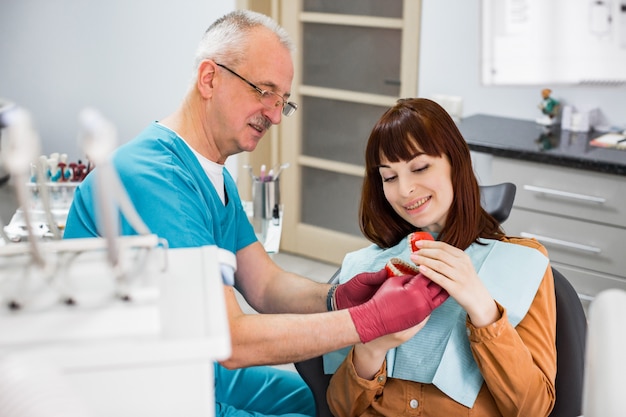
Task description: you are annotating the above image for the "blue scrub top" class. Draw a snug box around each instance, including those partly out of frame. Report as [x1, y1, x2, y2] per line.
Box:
[64, 122, 257, 254]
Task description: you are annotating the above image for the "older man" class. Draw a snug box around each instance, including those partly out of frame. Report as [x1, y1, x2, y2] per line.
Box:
[65, 10, 438, 416]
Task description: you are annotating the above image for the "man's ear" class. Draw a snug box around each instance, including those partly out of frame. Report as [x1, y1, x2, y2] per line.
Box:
[197, 60, 216, 99]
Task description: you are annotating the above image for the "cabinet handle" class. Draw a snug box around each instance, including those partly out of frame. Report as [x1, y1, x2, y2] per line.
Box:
[523, 185, 606, 204]
[520, 232, 602, 254]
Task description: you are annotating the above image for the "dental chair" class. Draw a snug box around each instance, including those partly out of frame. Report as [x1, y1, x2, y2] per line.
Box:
[295, 182, 588, 417]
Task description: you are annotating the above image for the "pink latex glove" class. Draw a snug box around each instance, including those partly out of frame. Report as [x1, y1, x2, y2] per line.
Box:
[334, 232, 435, 310]
[334, 269, 388, 310]
[349, 273, 449, 343]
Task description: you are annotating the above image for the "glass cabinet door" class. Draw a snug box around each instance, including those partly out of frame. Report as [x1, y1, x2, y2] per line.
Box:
[302, 23, 402, 96]
[279, 0, 421, 264]
[302, 0, 402, 18]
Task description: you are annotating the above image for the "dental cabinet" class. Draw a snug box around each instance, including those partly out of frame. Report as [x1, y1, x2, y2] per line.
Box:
[460, 115, 626, 309]
[0, 240, 230, 417]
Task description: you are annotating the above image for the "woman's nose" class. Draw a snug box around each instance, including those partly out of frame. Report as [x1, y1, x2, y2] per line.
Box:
[399, 177, 415, 196]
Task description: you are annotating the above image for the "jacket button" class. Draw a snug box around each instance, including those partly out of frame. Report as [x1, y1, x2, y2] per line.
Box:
[377, 375, 384, 383]
[409, 399, 419, 409]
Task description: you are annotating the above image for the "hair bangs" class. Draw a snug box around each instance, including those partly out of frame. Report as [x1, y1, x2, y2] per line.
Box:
[371, 105, 453, 173]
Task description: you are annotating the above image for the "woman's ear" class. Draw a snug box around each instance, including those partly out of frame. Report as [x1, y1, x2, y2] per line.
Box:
[196, 60, 216, 99]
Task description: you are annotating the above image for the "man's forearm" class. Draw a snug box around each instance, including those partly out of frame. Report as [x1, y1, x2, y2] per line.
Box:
[221, 308, 359, 369]
[257, 271, 332, 314]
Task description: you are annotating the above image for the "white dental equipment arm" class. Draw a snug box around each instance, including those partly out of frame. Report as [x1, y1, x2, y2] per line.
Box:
[78, 108, 120, 269]
[78, 108, 151, 271]
[0, 107, 46, 266]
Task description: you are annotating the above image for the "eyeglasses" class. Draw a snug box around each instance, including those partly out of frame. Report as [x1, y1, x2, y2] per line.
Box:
[215, 63, 298, 117]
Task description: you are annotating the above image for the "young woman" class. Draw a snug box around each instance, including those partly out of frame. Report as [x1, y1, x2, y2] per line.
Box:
[325, 98, 557, 417]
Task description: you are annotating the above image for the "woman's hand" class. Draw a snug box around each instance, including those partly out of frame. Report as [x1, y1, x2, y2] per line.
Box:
[353, 318, 430, 380]
[410, 240, 500, 328]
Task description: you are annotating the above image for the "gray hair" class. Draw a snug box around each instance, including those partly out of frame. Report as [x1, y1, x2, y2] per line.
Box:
[193, 10, 294, 75]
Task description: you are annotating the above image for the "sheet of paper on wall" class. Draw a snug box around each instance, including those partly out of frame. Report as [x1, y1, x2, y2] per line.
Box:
[589, 133, 626, 150]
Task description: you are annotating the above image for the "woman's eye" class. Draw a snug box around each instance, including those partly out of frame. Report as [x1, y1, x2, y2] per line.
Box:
[412, 164, 428, 173]
[382, 175, 397, 183]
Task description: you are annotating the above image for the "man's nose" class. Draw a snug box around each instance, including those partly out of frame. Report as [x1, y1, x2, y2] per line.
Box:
[263, 105, 283, 125]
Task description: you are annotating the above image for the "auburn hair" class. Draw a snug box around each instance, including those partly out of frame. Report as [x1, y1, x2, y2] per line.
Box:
[359, 98, 504, 249]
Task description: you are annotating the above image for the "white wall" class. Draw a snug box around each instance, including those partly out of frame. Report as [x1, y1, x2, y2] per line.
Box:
[418, 0, 626, 128]
[0, 0, 235, 161]
[3, 0, 624, 161]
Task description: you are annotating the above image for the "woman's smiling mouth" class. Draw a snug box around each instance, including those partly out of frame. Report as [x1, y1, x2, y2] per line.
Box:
[405, 196, 430, 211]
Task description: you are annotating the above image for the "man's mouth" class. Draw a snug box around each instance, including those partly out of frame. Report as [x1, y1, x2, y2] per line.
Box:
[249, 117, 271, 134]
[249, 123, 265, 133]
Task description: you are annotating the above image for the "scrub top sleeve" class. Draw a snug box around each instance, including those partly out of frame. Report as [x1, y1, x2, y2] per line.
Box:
[121, 171, 218, 248]
[234, 198, 257, 250]
[63, 178, 101, 239]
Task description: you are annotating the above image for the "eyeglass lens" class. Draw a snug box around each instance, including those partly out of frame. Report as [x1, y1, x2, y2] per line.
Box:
[259, 91, 298, 117]
[216, 63, 297, 117]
